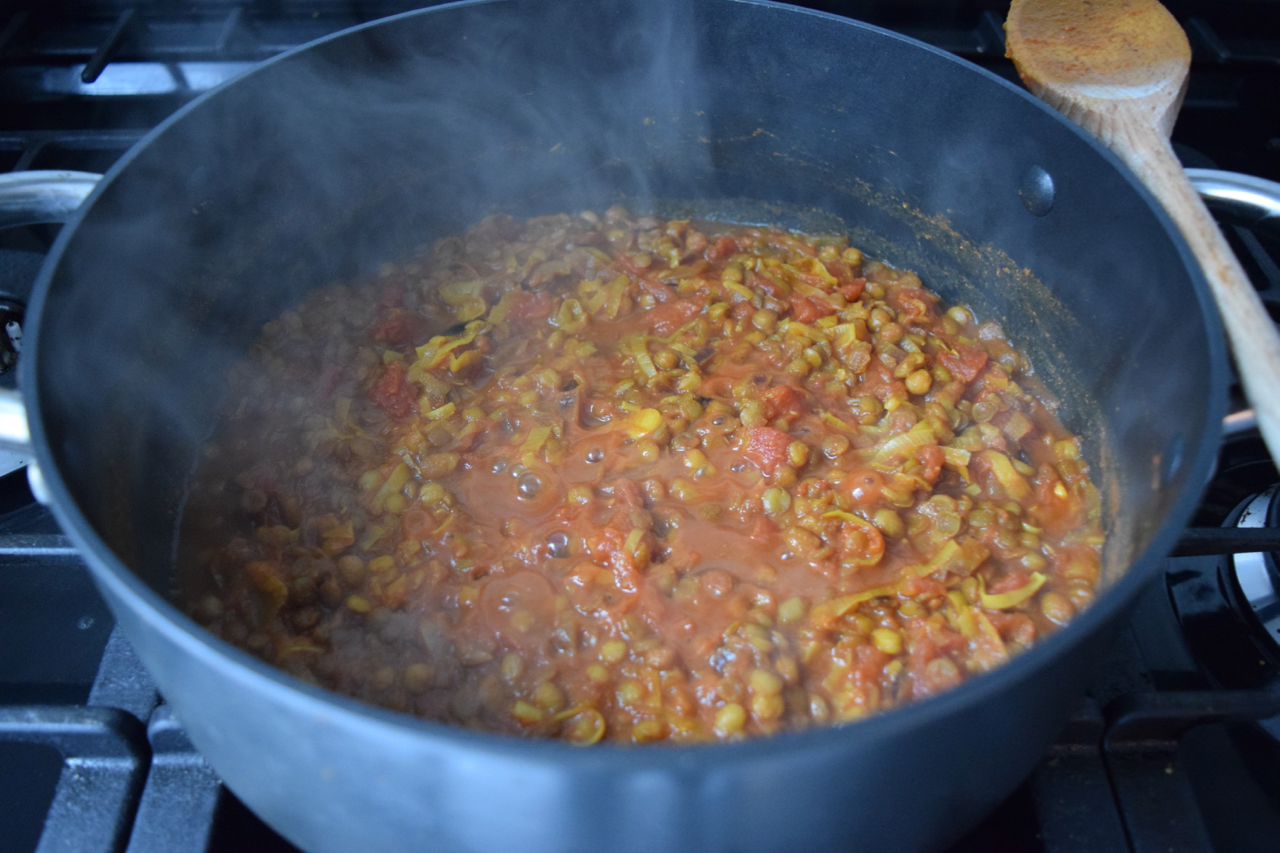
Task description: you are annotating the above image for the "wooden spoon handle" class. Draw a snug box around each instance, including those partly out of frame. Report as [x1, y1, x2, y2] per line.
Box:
[1109, 114, 1280, 458]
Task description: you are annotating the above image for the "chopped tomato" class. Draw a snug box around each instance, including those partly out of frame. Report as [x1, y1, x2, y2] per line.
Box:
[604, 479, 644, 509]
[926, 619, 968, 656]
[987, 571, 1033, 595]
[987, 611, 1038, 646]
[369, 360, 415, 418]
[589, 527, 642, 595]
[683, 231, 709, 257]
[741, 426, 792, 474]
[748, 515, 778, 546]
[750, 270, 785, 298]
[838, 277, 866, 301]
[647, 296, 704, 335]
[761, 384, 806, 421]
[699, 375, 735, 400]
[888, 287, 937, 324]
[822, 260, 852, 286]
[371, 307, 424, 346]
[705, 235, 738, 261]
[789, 294, 836, 324]
[852, 643, 890, 684]
[637, 278, 674, 303]
[507, 290, 554, 328]
[1030, 464, 1076, 532]
[612, 253, 646, 277]
[899, 574, 946, 598]
[938, 343, 988, 383]
[836, 519, 884, 566]
[904, 620, 938, 698]
[916, 444, 943, 485]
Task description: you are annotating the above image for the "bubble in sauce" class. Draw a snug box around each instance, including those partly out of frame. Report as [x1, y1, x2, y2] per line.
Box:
[517, 471, 545, 500]
[546, 531, 570, 559]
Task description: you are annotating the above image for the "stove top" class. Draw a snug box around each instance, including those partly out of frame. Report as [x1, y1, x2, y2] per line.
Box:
[2, 2, 1280, 852]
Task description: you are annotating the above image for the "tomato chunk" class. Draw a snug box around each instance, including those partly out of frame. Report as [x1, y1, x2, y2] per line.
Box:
[507, 290, 554, 328]
[369, 360, 415, 418]
[888, 287, 937, 324]
[939, 342, 989, 383]
[789, 294, 836, 324]
[761, 384, 806, 422]
[647, 296, 704, 335]
[706, 235, 738, 261]
[916, 444, 943, 485]
[838, 277, 866, 301]
[741, 426, 792, 474]
[371, 307, 424, 346]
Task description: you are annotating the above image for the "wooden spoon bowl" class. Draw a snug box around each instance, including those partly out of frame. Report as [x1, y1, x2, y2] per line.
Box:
[1006, 0, 1280, 460]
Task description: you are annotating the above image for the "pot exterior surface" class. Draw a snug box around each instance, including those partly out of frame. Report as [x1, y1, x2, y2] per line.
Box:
[23, 1, 1226, 851]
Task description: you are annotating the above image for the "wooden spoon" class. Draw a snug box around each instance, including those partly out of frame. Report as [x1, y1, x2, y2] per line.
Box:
[1006, 0, 1280, 460]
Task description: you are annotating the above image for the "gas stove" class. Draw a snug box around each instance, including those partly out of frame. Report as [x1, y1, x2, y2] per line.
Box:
[2, 2, 1279, 852]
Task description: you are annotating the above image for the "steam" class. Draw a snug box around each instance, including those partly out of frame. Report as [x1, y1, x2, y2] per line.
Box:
[33, 0, 1217, 595]
[38, 0, 719, 583]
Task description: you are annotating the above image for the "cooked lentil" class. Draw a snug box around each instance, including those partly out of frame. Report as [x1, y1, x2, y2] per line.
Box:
[178, 208, 1103, 743]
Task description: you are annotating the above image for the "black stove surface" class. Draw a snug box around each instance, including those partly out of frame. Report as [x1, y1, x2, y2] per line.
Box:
[3, 2, 1280, 852]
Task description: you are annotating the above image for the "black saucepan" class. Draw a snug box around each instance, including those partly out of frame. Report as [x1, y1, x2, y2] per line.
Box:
[1, 1, 1232, 851]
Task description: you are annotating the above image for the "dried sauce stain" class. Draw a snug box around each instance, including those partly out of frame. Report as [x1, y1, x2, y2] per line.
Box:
[178, 207, 1103, 744]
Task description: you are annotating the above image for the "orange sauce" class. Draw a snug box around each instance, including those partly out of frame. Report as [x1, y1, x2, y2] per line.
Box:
[179, 208, 1102, 743]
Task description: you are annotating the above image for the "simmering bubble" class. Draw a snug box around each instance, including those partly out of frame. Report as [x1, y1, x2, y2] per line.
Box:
[546, 531, 570, 559]
[517, 471, 544, 500]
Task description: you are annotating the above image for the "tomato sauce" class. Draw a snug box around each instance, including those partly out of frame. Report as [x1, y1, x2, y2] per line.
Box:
[178, 207, 1102, 743]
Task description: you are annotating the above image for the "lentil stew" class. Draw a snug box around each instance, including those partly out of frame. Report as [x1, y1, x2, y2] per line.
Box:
[178, 208, 1102, 744]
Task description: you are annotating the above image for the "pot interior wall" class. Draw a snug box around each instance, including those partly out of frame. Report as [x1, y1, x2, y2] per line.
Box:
[32, 0, 1216, 604]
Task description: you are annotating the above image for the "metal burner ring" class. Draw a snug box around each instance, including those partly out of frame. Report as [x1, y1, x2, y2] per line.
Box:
[1232, 484, 1280, 652]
